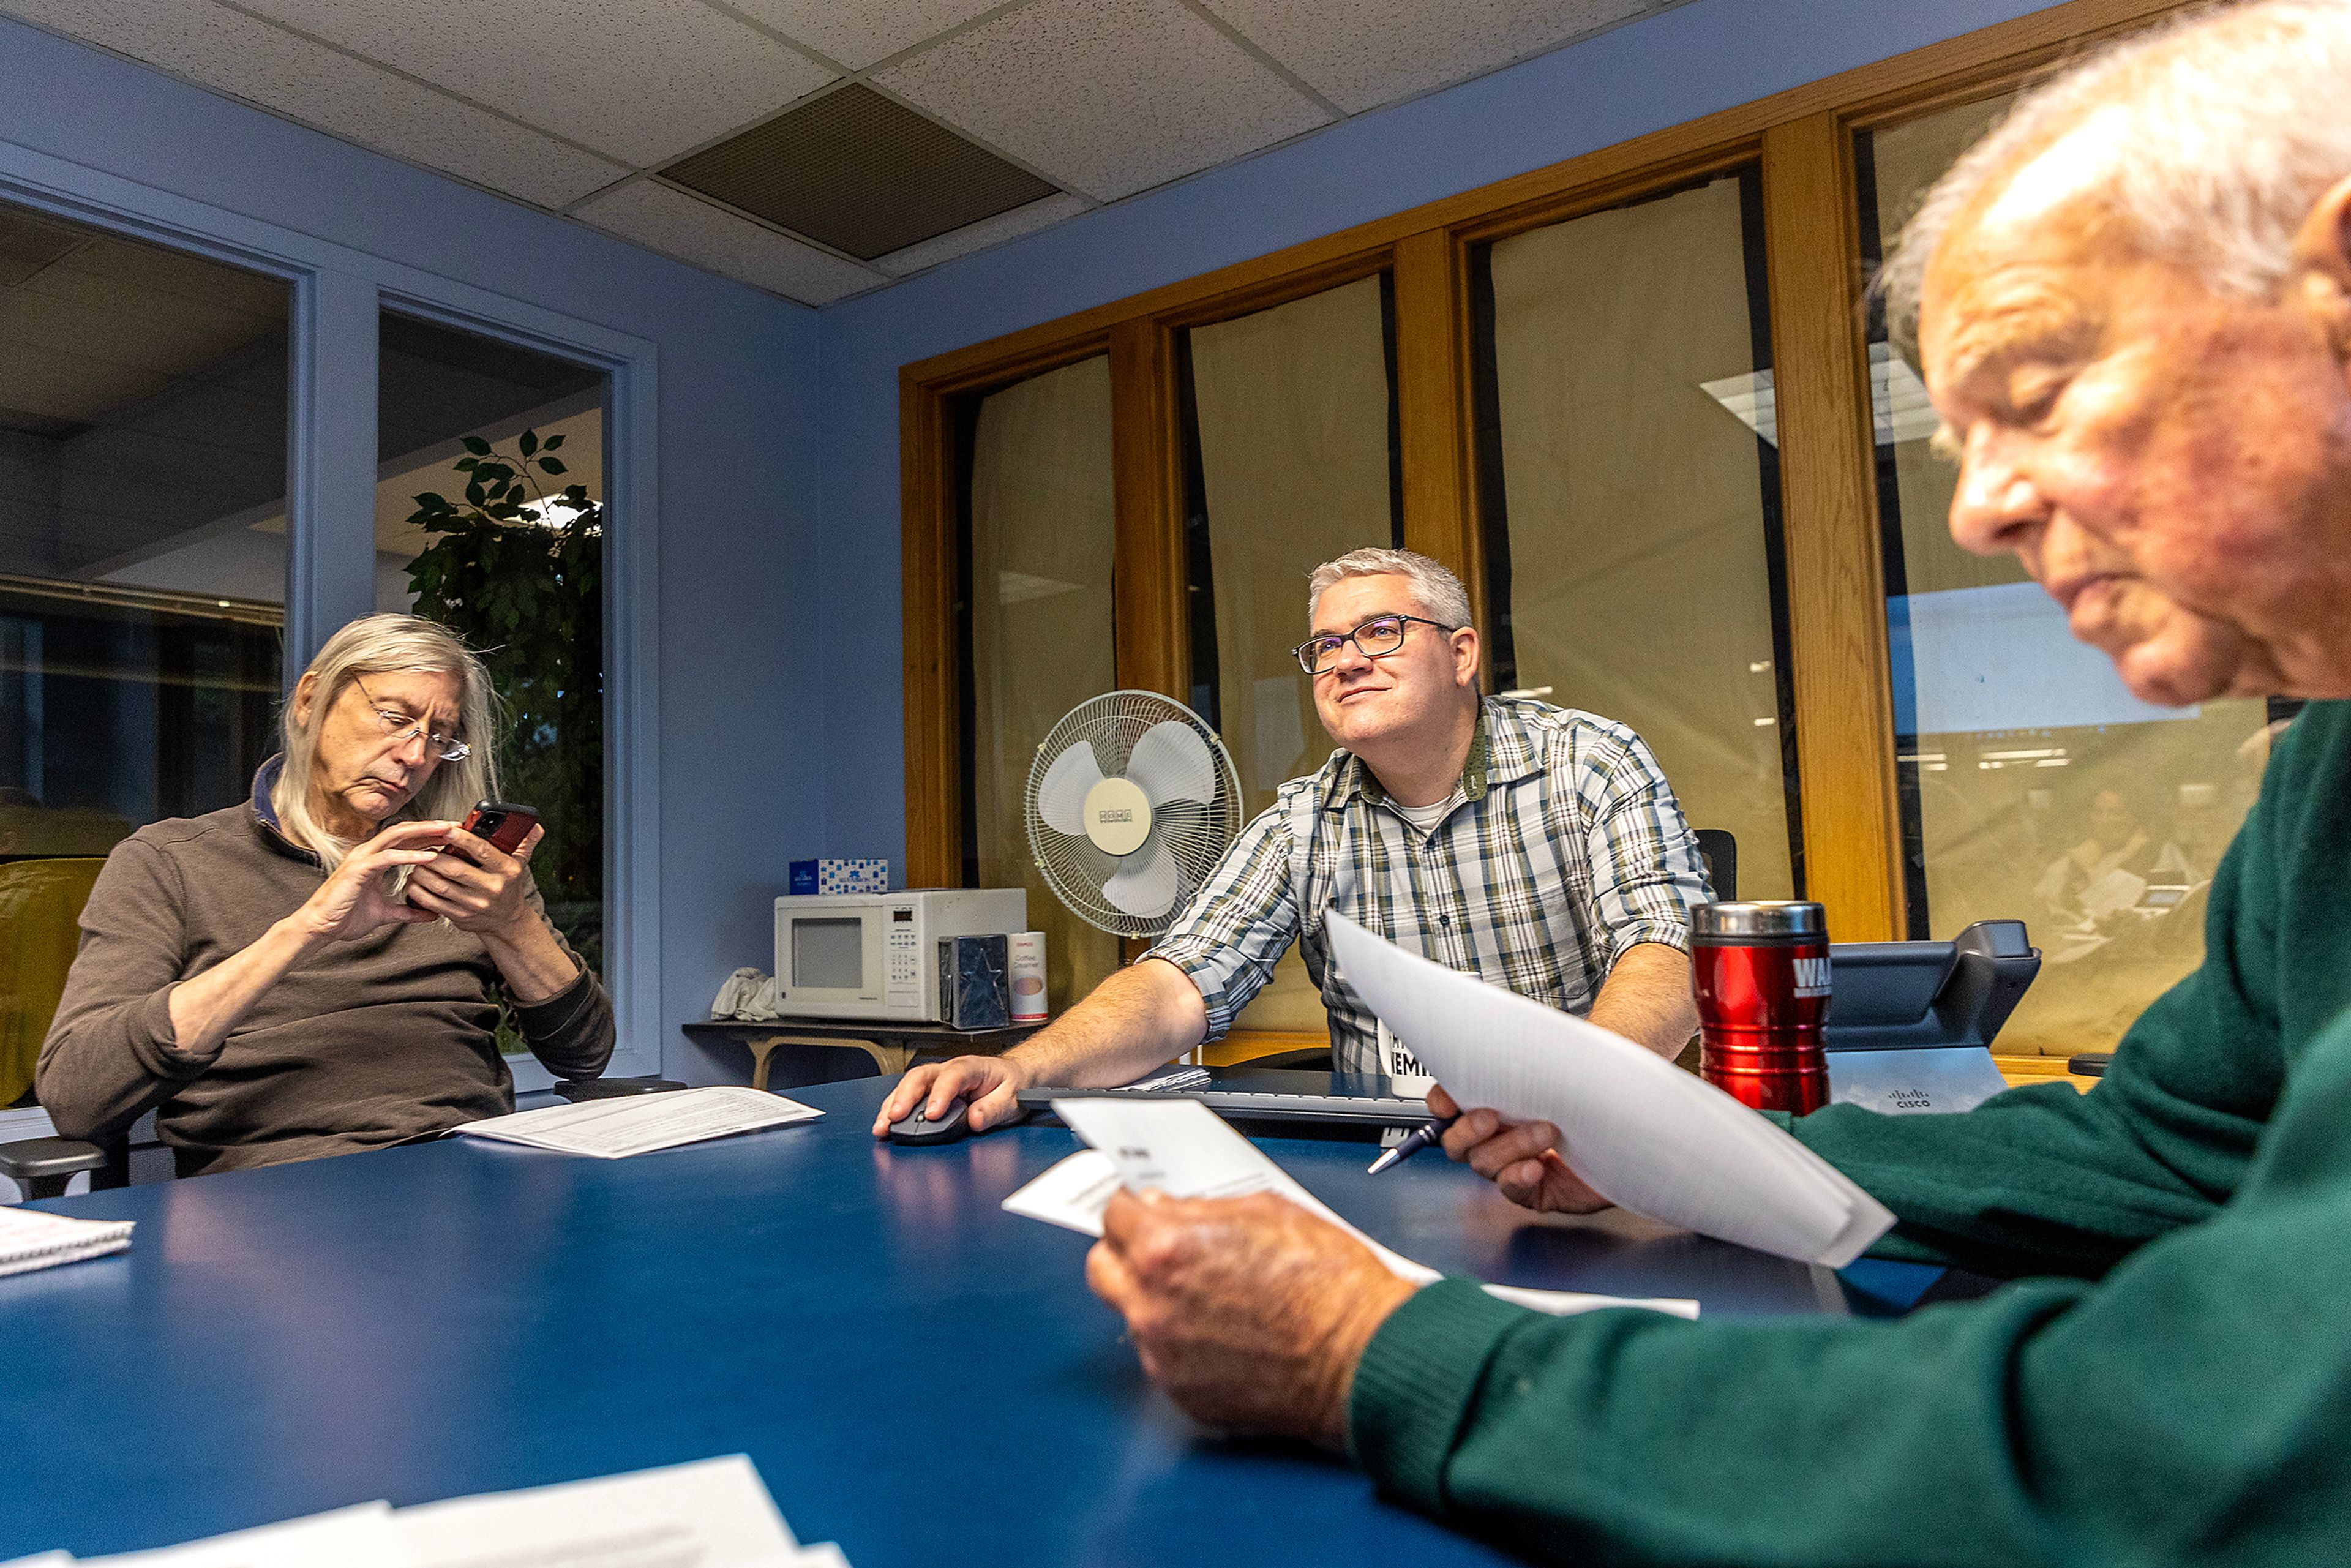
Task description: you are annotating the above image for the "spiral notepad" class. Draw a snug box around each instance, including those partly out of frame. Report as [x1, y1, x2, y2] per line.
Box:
[0, 1207, 134, 1278]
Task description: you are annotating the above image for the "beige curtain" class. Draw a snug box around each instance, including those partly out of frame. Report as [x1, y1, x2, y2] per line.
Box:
[1488, 173, 1796, 900]
[1187, 277, 1395, 1034]
[967, 355, 1119, 1013]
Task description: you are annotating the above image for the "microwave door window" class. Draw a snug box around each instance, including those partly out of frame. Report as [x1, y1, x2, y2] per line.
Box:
[793, 918, 866, 992]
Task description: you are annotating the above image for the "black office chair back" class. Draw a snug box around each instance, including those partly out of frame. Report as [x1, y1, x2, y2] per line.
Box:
[1694, 828, 1738, 902]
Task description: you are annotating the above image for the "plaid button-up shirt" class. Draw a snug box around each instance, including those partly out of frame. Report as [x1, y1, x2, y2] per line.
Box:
[1146, 697, 1710, 1073]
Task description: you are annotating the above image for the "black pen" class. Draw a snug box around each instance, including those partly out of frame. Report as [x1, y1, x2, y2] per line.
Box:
[1367, 1114, 1458, 1175]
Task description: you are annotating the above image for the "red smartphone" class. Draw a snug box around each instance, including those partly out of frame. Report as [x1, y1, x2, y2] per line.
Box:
[451, 800, 538, 861]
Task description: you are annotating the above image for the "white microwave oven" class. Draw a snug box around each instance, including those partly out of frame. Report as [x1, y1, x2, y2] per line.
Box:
[772, 888, 1027, 1022]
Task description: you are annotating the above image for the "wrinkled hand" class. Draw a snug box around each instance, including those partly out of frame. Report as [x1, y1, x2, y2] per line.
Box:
[401, 822, 543, 936]
[1431, 1083, 1613, 1215]
[296, 820, 453, 943]
[871, 1054, 1032, 1137]
[1085, 1189, 1417, 1447]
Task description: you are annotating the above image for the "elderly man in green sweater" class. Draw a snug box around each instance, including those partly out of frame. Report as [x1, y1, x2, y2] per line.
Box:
[1083, 3, 2351, 1562]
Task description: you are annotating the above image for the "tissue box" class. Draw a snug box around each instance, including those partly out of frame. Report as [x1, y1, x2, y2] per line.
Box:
[938, 934, 1010, 1029]
[789, 858, 889, 896]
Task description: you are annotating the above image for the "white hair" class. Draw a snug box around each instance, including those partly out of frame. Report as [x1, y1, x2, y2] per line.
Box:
[273, 613, 500, 870]
[1882, 0, 2351, 341]
[1305, 547, 1474, 629]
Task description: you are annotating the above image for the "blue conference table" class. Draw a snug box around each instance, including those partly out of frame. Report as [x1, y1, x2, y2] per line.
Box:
[0, 1077, 1934, 1564]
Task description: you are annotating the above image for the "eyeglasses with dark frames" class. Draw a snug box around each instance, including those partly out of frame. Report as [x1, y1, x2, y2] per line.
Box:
[1292, 614, 1460, 676]
[353, 676, 471, 763]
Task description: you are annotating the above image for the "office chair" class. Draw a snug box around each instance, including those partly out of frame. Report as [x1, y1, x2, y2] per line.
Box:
[1694, 828, 1738, 902]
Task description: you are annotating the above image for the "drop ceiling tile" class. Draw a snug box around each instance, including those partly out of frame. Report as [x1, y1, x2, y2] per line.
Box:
[0, 0, 626, 206]
[875, 0, 1332, 201]
[1202, 0, 1650, 114]
[874, 190, 1090, 276]
[572, 181, 883, 306]
[726, 0, 1007, 71]
[233, 0, 838, 167]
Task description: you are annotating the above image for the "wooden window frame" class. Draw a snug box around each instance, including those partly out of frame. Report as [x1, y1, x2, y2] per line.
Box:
[902, 0, 2186, 978]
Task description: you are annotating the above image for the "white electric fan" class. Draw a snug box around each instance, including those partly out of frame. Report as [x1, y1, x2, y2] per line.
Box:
[1025, 691, 1244, 937]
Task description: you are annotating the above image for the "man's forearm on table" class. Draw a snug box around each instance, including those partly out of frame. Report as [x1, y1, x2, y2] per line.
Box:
[1003, 958, 1208, 1088]
[1585, 941, 1698, 1057]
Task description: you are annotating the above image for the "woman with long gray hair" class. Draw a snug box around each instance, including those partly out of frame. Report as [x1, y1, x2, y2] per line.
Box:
[37, 613, 611, 1176]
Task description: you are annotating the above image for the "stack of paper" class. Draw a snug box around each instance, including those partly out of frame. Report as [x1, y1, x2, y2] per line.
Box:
[451, 1087, 822, 1159]
[1008, 1096, 1696, 1319]
[10, 1456, 848, 1567]
[1324, 912, 1893, 1267]
[0, 1207, 133, 1278]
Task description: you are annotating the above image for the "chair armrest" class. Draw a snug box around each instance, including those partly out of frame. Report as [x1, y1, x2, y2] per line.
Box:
[0, 1136, 108, 1202]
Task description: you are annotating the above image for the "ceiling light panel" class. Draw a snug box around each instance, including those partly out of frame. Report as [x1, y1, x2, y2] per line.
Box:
[232, 0, 838, 167]
[875, 0, 1331, 201]
[1200, 0, 1648, 114]
[726, 0, 1008, 72]
[875, 191, 1091, 277]
[661, 85, 1058, 261]
[0, 0, 626, 206]
[572, 181, 884, 306]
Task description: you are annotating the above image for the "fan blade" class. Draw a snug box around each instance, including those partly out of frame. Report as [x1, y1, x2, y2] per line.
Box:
[1125, 720, 1218, 808]
[1035, 741, 1105, 836]
[1101, 835, 1180, 919]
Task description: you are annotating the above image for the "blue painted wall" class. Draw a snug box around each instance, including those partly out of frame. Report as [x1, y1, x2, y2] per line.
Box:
[0, 14, 823, 1085]
[811, 0, 2071, 874]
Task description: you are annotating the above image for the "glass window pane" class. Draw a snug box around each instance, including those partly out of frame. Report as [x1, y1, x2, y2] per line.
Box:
[1474, 167, 1802, 901]
[959, 354, 1119, 1015]
[0, 199, 290, 1108]
[1182, 276, 1400, 1037]
[1861, 97, 2276, 1055]
[377, 312, 607, 1000]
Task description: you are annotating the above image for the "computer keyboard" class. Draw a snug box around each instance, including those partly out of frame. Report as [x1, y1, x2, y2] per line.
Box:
[1016, 1068, 1434, 1128]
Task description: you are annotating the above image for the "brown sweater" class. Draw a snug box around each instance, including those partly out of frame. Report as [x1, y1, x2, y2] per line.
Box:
[36, 781, 613, 1176]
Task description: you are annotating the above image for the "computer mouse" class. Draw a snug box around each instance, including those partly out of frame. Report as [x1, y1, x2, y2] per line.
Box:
[887, 1097, 972, 1146]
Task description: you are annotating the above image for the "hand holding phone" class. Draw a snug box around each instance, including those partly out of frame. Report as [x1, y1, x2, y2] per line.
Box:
[448, 800, 539, 861]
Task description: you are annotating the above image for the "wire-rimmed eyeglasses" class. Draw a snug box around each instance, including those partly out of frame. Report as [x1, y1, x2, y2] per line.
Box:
[1292, 614, 1459, 676]
[353, 676, 471, 762]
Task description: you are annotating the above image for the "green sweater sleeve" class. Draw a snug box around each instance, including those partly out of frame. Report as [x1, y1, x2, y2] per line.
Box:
[1353, 1016, 2351, 1567]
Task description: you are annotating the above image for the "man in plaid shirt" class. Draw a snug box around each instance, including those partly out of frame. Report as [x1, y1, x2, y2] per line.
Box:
[876, 546, 1709, 1139]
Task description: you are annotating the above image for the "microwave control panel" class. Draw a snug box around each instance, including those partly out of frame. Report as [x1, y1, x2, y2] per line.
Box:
[884, 907, 920, 1003]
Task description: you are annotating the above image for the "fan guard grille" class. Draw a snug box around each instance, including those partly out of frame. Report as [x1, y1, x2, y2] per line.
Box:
[1024, 690, 1243, 938]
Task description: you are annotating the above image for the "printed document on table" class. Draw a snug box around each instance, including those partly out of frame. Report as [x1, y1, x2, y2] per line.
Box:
[1019, 1100, 1695, 1319]
[389, 1454, 842, 1566]
[451, 1087, 822, 1158]
[1324, 912, 1892, 1267]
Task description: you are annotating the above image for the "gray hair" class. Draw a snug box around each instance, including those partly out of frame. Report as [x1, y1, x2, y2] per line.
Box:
[273, 613, 500, 870]
[1882, 0, 2351, 343]
[1306, 547, 1474, 629]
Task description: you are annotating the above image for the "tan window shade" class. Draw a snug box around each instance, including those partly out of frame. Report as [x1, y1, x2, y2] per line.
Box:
[964, 354, 1120, 1014]
[1482, 170, 1800, 902]
[1185, 276, 1398, 1038]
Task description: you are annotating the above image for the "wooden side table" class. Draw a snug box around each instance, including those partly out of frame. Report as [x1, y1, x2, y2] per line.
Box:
[681, 1017, 1046, 1091]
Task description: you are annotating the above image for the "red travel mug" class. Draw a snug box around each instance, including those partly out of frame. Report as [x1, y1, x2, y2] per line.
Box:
[1692, 901, 1832, 1115]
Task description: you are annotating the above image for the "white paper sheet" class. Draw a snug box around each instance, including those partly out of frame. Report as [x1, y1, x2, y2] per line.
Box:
[0, 1207, 134, 1278]
[1026, 1101, 1695, 1319]
[451, 1087, 822, 1159]
[389, 1455, 821, 1567]
[1324, 912, 1893, 1267]
[61, 1459, 846, 1568]
[75, 1504, 403, 1567]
